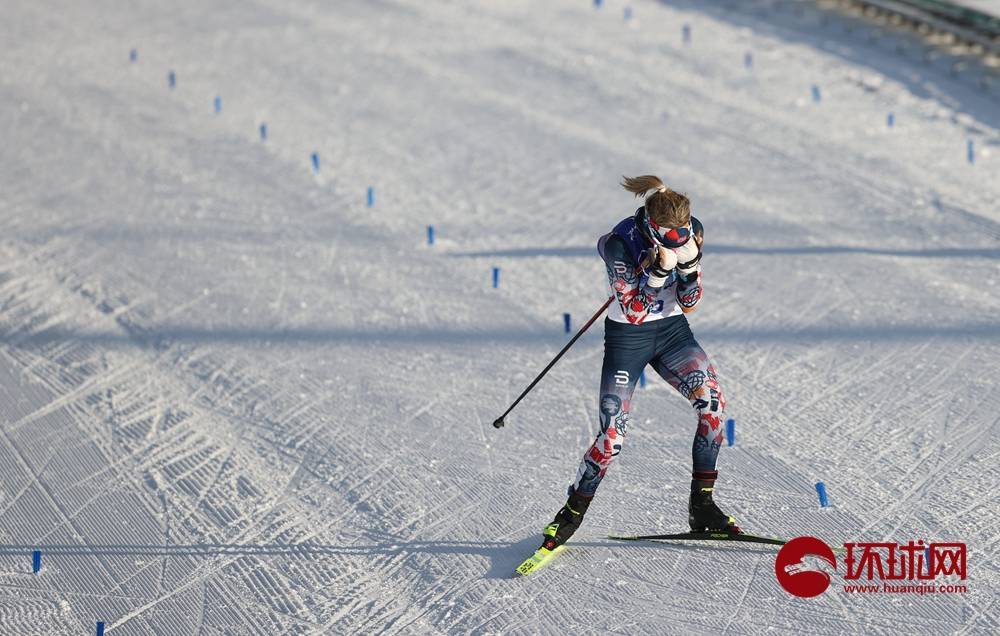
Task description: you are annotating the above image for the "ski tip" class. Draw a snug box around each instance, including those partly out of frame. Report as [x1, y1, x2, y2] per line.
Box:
[514, 545, 564, 577]
[515, 560, 538, 577]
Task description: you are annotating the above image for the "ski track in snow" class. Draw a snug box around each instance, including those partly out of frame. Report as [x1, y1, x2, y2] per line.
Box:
[0, 0, 998, 633]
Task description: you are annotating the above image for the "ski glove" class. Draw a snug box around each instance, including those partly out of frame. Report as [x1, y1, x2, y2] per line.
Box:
[648, 246, 678, 288]
[672, 239, 701, 277]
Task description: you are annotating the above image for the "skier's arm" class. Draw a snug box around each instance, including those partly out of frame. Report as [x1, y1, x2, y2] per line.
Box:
[603, 235, 673, 324]
[674, 238, 703, 313]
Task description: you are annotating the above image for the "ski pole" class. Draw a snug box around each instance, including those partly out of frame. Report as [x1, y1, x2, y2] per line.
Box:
[493, 296, 614, 429]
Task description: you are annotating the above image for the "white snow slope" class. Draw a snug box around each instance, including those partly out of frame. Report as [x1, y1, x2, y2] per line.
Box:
[0, 0, 998, 634]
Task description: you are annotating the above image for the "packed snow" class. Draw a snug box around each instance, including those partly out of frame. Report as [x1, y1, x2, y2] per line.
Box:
[0, 0, 997, 633]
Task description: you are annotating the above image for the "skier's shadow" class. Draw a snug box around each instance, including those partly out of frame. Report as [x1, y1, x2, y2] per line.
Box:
[482, 536, 618, 578]
[0, 539, 576, 580]
[0, 537, 769, 579]
[483, 536, 540, 579]
[483, 536, 782, 578]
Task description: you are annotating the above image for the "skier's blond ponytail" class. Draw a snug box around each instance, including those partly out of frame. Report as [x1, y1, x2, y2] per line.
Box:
[621, 175, 691, 228]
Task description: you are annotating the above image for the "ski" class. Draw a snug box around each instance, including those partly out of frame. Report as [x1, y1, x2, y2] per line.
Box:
[608, 531, 787, 547]
[515, 545, 565, 576]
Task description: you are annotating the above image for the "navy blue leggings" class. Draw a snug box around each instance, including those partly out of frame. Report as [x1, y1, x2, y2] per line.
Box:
[571, 316, 727, 498]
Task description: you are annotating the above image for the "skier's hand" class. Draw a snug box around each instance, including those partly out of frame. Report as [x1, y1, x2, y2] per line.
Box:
[644, 246, 677, 289]
[672, 238, 701, 276]
[640, 246, 677, 271]
[657, 245, 678, 271]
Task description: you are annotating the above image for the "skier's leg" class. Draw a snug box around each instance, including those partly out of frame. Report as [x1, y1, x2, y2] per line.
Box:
[650, 340, 726, 473]
[571, 329, 652, 499]
[651, 340, 739, 532]
[542, 322, 653, 549]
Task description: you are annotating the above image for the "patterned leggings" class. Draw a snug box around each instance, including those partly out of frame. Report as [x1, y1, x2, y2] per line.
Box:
[571, 316, 727, 498]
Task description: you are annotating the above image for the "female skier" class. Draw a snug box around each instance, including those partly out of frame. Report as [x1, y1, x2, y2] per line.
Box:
[539, 175, 737, 552]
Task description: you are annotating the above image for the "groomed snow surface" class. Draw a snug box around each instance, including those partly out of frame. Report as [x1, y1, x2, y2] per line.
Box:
[1, 0, 998, 634]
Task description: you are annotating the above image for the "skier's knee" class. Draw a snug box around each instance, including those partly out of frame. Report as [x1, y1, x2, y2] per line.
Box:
[691, 378, 725, 417]
[598, 393, 630, 440]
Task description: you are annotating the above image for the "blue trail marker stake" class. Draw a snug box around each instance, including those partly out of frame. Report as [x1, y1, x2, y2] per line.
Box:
[367, 186, 374, 207]
[96, 622, 105, 636]
[594, 0, 602, 8]
[815, 482, 830, 507]
[310, 152, 320, 173]
[427, 225, 435, 245]
[967, 140, 975, 164]
[492, 267, 500, 289]
[682, 24, 691, 44]
[259, 123, 268, 141]
[639, 370, 646, 388]
[887, 112, 895, 128]
[129, 48, 137, 63]
[167, 71, 176, 89]
[213, 96, 222, 113]
[811, 85, 821, 102]
[725, 418, 735, 447]
[744, 52, 753, 69]
[563, 313, 572, 333]
[624, 6, 632, 21]
[925, 546, 931, 574]
[31, 550, 41, 573]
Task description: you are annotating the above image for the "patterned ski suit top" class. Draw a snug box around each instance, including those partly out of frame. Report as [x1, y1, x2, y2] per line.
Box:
[598, 212, 703, 324]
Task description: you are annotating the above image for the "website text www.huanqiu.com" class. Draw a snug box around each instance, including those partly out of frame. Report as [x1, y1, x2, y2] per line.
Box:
[842, 583, 969, 594]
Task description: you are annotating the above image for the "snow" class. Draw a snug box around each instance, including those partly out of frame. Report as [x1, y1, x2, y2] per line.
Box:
[947, 0, 1000, 18]
[0, 0, 997, 633]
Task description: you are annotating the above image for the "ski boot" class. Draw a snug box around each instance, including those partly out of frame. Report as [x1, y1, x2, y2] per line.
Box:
[541, 489, 592, 550]
[688, 470, 741, 534]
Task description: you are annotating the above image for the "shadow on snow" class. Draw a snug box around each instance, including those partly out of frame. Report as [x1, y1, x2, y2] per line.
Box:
[0, 537, 777, 579]
[446, 243, 1000, 259]
[1, 321, 998, 348]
